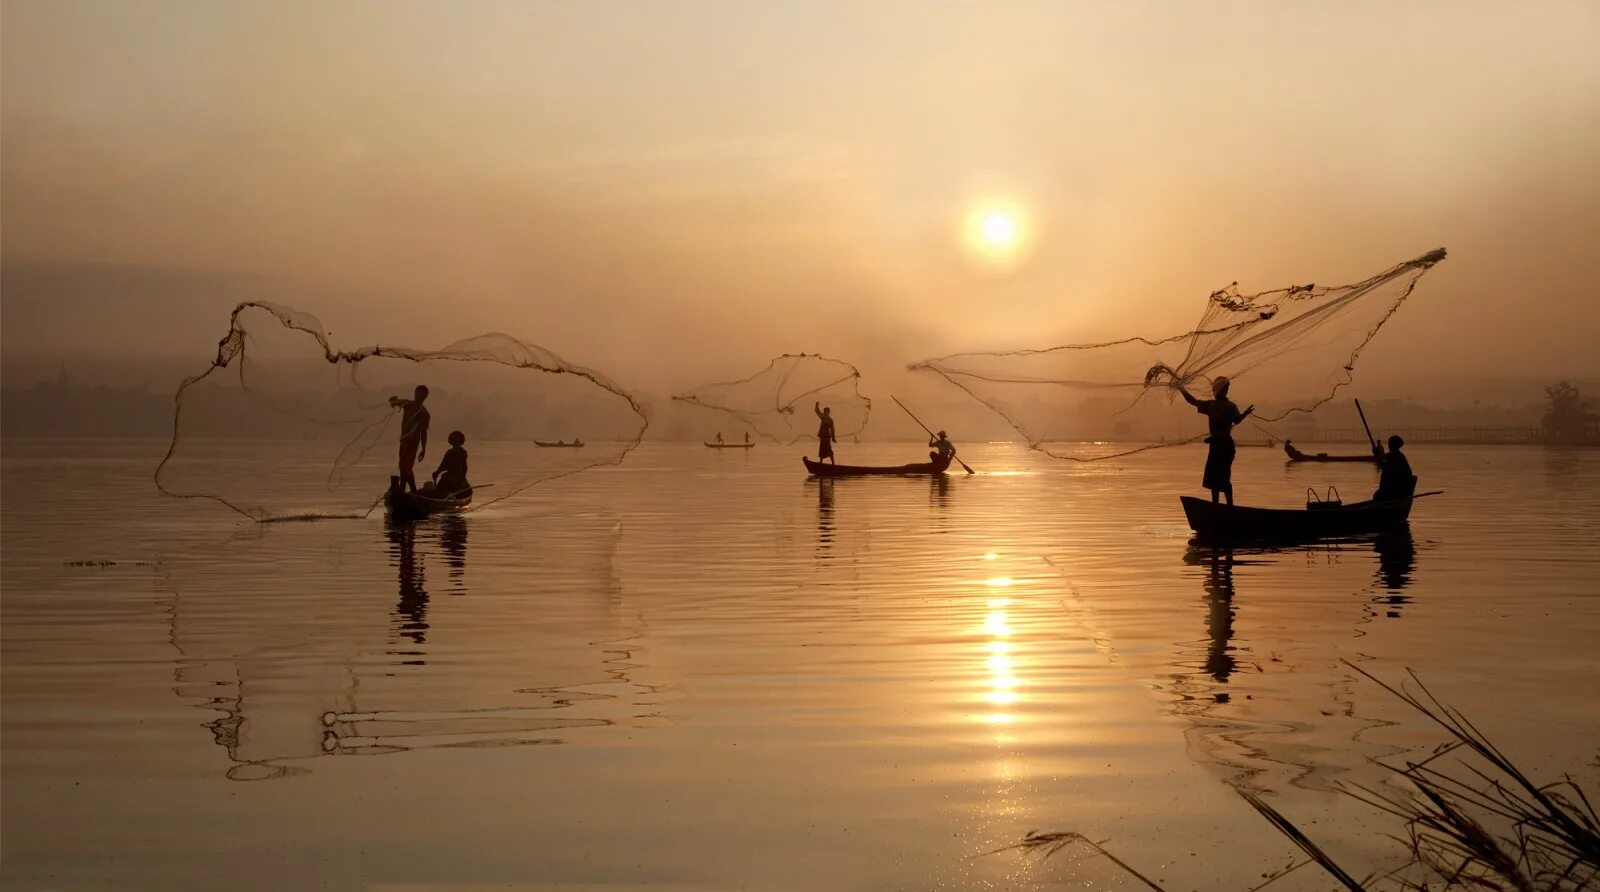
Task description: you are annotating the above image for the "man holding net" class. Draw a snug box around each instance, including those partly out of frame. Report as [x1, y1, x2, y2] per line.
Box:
[814, 402, 837, 464]
[388, 385, 431, 493]
[1178, 377, 1253, 505]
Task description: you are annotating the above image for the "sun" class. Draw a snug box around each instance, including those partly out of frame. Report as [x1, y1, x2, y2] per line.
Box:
[979, 211, 1019, 248]
[963, 202, 1031, 269]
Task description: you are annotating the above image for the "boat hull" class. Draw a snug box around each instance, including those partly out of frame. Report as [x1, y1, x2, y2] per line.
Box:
[803, 455, 951, 477]
[705, 443, 755, 449]
[1284, 445, 1378, 463]
[1181, 494, 1413, 543]
[385, 485, 472, 521]
[534, 441, 584, 448]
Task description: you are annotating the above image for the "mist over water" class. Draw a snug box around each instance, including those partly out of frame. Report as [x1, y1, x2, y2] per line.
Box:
[4, 440, 1596, 888]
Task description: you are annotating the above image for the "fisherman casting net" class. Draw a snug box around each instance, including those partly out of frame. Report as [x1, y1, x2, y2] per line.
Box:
[156, 301, 647, 521]
[671, 353, 872, 444]
[912, 249, 1447, 460]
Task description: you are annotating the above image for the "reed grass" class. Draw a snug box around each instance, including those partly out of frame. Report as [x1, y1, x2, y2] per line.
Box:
[997, 661, 1597, 891]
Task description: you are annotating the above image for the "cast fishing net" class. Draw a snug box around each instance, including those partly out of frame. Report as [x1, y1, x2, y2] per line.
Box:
[156, 301, 647, 521]
[672, 353, 872, 444]
[912, 249, 1446, 460]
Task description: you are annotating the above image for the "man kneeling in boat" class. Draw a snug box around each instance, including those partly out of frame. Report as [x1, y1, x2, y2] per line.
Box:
[422, 431, 471, 498]
[1372, 435, 1415, 501]
[929, 430, 956, 466]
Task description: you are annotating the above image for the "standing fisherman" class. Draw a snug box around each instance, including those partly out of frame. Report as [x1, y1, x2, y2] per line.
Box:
[388, 385, 431, 493]
[814, 402, 837, 464]
[1178, 377, 1253, 505]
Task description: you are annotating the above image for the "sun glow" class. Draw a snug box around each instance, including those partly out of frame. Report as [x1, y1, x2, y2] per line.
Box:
[962, 201, 1032, 269]
[979, 211, 1018, 247]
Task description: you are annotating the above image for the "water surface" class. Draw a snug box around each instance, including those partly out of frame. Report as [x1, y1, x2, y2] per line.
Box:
[4, 440, 1597, 889]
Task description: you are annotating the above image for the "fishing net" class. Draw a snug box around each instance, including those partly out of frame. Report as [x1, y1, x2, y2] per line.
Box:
[912, 249, 1447, 460]
[671, 353, 872, 445]
[155, 301, 647, 521]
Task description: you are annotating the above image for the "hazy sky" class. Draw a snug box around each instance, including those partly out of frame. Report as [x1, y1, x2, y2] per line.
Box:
[4, 1, 1598, 395]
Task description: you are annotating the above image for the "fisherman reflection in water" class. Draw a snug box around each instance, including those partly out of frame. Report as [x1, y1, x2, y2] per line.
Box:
[1179, 377, 1254, 505]
[1202, 549, 1238, 692]
[388, 385, 431, 493]
[387, 521, 429, 651]
[424, 431, 470, 499]
[1372, 435, 1416, 501]
[814, 402, 837, 463]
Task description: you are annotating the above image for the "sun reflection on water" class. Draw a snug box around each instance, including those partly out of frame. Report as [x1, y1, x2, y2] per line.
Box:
[978, 561, 1022, 726]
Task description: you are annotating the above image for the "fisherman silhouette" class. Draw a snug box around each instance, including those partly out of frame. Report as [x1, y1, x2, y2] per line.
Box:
[1179, 377, 1254, 505]
[814, 402, 837, 464]
[1372, 434, 1416, 501]
[425, 430, 470, 498]
[388, 385, 431, 493]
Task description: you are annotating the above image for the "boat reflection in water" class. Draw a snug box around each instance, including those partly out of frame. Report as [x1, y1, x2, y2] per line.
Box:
[169, 515, 647, 780]
[1170, 531, 1425, 791]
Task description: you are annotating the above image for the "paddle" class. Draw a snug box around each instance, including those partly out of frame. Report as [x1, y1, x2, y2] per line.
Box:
[891, 395, 975, 475]
[438, 482, 493, 500]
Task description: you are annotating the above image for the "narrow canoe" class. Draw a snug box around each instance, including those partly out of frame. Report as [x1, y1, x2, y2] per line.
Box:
[1181, 493, 1426, 543]
[385, 479, 472, 521]
[1284, 443, 1378, 463]
[534, 440, 585, 448]
[706, 442, 755, 449]
[803, 454, 951, 477]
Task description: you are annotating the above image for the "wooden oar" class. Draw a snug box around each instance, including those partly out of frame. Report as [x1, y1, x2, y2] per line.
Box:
[891, 395, 974, 475]
[438, 483, 493, 500]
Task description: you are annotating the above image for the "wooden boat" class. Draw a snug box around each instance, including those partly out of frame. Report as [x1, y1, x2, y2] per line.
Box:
[534, 439, 584, 448]
[1283, 441, 1378, 463]
[803, 454, 951, 477]
[705, 442, 755, 449]
[384, 476, 472, 522]
[1181, 490, 1435, 543]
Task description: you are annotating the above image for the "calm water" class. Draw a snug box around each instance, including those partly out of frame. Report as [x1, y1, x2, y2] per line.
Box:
[3, 440, 1598, 890]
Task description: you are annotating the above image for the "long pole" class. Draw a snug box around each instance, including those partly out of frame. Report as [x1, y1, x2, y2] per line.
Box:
[891, 395, 974, 474]
[1354, 399, 1378, 451]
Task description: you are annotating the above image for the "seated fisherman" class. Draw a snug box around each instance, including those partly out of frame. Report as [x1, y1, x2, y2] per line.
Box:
[1372, 434, 1416, 501]
[426, 431, 471, 497]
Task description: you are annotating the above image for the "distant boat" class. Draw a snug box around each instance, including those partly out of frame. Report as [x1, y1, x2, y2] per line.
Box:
[705, 442, 755, 449]
[384, 476, 471, 521]
[1283, 441, 1377, 463]
[1181, 490, 1436, 543]
[535, 439, 584, 448]
[802, 454, 951, 477]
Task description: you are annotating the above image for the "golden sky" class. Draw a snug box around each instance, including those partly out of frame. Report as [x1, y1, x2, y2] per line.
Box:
[4, 1, 1598, 391]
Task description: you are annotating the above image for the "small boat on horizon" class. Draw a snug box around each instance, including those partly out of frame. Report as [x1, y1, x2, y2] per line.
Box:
[1283, 441, 1379, 463]
[706, 441, 755, 449]
[535, 439, 585, 448]
[802, 454, 951, 478]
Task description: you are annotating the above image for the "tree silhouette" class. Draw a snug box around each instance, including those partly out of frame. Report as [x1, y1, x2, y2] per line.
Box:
[1542, 380, 1598, 443]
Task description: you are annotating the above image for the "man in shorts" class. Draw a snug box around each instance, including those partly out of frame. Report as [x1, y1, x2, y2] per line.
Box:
[388, 385, 431, 493]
